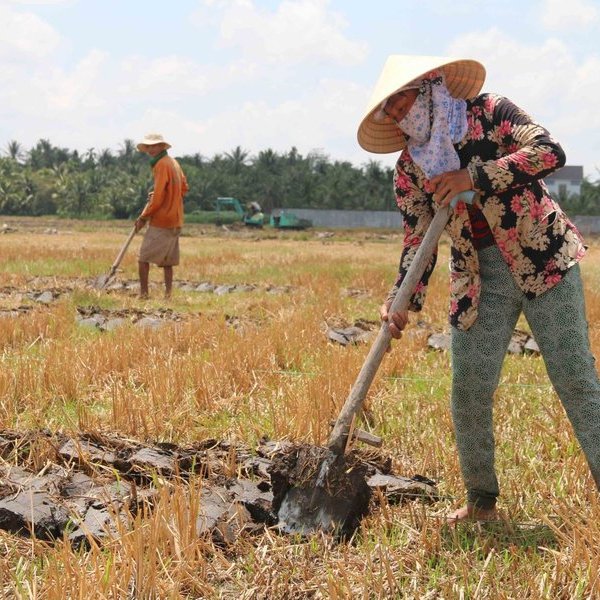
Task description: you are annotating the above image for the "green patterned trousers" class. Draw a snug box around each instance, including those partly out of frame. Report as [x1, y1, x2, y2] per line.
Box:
[451, 245, 600, 509]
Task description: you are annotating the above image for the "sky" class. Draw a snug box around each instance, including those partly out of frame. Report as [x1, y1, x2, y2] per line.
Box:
[1, 0, 599, 179]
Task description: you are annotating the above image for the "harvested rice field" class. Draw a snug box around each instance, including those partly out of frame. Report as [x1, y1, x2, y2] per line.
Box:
[0, 216, 599, 599]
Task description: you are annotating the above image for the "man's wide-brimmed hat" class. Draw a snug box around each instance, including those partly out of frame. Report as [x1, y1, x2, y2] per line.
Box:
[136, 133, 172, 152]
[357, 55, 486, 154]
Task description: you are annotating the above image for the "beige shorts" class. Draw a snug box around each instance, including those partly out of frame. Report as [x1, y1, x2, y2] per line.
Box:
[139, 225, 181, 267]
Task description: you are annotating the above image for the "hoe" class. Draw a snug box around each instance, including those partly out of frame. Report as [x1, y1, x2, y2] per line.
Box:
[273, 205, 453, 535]
[93, 225, 138, 290]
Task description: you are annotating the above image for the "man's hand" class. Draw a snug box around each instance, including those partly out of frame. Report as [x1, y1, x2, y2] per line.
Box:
[134, 217, 147, 233]
[380, 300, 409, 340]
[429, 168, 473, 207]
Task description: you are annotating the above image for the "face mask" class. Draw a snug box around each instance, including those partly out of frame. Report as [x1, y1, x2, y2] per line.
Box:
[394, 73, 468, 179]
[397, 91, 430, 143]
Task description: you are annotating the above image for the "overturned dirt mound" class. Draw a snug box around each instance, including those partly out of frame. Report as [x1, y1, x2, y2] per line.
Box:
[92, 278, 294, 296]
[0, 430, 278, 546]
[0, 306, 34, 318]
[269, 445, 374, 536]
[75, 306, 265, 332]
[0, 283, 76, 305]
[76, 305, 189, 331]
[0, 430, 437, 546]
[325, 315, 541, 356]
[324, 317, 379, 346]
[0, 277, 294, 306]
[425, 327, 540, 355]
[269, 444, 438, 536]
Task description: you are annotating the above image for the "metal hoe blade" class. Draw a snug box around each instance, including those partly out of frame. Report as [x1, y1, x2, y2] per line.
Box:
[93, 226, 137, 290]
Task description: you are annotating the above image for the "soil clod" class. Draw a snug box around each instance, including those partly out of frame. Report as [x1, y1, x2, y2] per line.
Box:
[269, 443, 436, 536]
[0, 431, 437, 545]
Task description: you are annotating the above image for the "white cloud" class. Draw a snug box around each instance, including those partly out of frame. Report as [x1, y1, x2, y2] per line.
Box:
[447, 28, 599, 122]
[1, 0, 372, 165]
[0, 3, 60, 60]
[447, 28, 600, 174]
[0, 3, 110, 119]
[41, 49, 108, 111]
[115, 0, 371, 154]
[195, 0, 368, 66]
[449, 30, 571, 110]
[0, 49, 108, 118]
[128, 77, 368, 161]
[129, 108, 207, 153]
[118, 54, 262, 101]
[541, 0, 599, 30]
[119, 55, 211, 99]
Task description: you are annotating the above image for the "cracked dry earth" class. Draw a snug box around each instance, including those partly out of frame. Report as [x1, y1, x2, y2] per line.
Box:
[0, 431, 438, 546]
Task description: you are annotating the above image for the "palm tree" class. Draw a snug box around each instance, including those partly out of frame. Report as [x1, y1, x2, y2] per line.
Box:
[98, 148, 115, 168]
[180, 152, 204, 168]
[117, 139, 144, 174]
[255, 148, 278, 172]
[251, 149, 284, 212]
[28, 138, 55, 169]
[363, 160, 394, 210]
[224, 146, 249, 175]
[118, 139, 136, 161]
[5, 140, 23, 162]
[285, 146, 300, 165]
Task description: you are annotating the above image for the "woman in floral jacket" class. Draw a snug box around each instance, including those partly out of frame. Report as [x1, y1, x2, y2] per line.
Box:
[358, 55, 600, 522]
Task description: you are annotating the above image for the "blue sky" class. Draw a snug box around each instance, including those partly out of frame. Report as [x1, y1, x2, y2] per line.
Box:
[1, 0, 599, 178]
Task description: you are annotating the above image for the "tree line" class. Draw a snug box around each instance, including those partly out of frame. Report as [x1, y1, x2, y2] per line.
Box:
[1, 139, 598, 219]
[0, 139, 396, 219]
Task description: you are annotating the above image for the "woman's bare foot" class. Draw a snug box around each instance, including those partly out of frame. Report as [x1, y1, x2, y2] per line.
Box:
[446, 504, 498, 526]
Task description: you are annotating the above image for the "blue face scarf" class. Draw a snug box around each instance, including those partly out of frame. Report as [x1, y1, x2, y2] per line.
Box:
[397, 72, 468, 180]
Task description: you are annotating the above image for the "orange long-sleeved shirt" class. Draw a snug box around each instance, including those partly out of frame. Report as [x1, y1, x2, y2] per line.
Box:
[141, 154, 188, 228]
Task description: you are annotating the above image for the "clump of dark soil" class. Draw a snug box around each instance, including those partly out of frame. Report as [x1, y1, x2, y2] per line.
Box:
[324, 317, 379, 346]
[76, 305, 188, 331]
[0, 430, 437, 547]
[269, 445, 374, 535]
[269, 443, 438, 536]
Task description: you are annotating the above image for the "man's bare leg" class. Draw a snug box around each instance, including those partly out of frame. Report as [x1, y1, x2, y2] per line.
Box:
[138, 261, 150, 298]
[164, 266, 173, 298]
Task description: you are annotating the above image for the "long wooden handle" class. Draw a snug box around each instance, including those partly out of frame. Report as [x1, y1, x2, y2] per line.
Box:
[107, 226, 137, 276]
[327, 205, 452, 455]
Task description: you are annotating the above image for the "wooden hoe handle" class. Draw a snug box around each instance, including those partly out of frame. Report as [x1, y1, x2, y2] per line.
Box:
[110, 226, 138, 272]
[327, 205, 453, 456]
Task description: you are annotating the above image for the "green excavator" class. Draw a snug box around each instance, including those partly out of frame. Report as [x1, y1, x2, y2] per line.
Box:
[269, 209, 312, 230]
[214, 197, 312, 230]
[215, 197, 265, 228]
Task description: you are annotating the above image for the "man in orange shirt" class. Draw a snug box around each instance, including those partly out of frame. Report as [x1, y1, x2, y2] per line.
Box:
[135, 133, 188, 299]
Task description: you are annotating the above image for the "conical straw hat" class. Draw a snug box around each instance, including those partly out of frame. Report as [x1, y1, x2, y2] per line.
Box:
[357, 55, 486, 154]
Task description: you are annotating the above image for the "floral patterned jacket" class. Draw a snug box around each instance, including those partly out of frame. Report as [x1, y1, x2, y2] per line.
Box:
[392, 93, 586, 331]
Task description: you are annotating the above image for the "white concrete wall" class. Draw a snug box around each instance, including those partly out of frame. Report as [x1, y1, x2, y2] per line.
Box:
[287, 208, 402, 229]
[284, 208, 600, 234]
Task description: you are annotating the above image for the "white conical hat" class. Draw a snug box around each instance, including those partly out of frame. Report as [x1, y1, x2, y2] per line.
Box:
[357, 55, 486, 154]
